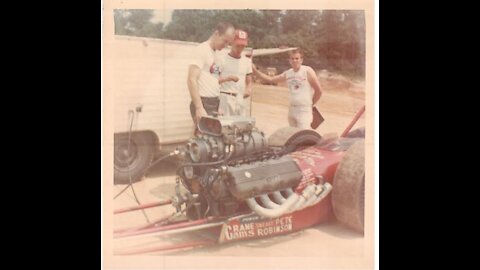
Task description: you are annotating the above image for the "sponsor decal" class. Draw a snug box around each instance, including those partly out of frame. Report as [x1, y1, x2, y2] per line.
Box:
[220, 214, 293, 242]
[210, 63, 221, 75]
[238, 31, 247, 39]
[287, 76, 306, 90]
[289, 147, 326, 191]
[288, 79, 302, 90]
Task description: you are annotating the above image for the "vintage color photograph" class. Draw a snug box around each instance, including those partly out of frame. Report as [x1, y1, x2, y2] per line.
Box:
[103, 1, 374, 269]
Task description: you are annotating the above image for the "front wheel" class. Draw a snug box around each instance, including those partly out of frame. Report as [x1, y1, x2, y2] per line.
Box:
[114, 132, 155, 185]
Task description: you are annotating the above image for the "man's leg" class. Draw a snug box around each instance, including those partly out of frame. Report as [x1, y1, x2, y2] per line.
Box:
[202, 97, 220, 116]
[236, 95, 247, 116]
[296, 119, 311, 129]
[190, 98, 220, 122]
[238, 101, 246, 116]
[288, 108, 297, 127]
[244, 97, 251, 116]
[190, 97, 220, 135]
[219, 94, 236, 116]
[219, 94, 229, 116]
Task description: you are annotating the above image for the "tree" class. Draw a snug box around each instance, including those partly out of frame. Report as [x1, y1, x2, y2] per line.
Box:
[114, 9, 164, 38]
[341, 11, 366, 76]
[281, 10, 319, 34]
[162, 10, 217, 42]
[262, 10, 283, 35]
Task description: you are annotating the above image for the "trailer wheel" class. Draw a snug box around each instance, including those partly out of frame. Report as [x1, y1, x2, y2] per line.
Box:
[114, 132, 155, 185]
[332, 139, 365, 233]
[268, 127, 322, 153]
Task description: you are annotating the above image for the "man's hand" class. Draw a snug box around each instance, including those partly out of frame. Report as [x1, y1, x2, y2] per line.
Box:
[246, 87, 252, 95]
[244, 88, 251, 98]
[219, 75, 240, 84]
[195, 107, 208, 124]
[252, 64, 259, 75]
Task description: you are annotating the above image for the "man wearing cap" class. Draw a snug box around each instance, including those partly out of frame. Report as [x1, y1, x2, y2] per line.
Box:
[187, 22, 236, 125]
[217, 29, 253, 116]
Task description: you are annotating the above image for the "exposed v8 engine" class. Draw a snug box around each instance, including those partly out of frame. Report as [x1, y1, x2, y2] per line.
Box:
[174, 116, 331, 221]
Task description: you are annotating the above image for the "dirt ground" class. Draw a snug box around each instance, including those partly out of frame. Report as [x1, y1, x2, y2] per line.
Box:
[112, 72, 366, 258]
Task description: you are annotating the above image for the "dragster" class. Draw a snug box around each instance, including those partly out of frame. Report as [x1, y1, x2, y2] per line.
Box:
[113, 106, 366, 255]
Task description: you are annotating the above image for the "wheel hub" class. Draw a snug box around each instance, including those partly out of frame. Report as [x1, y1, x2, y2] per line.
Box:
[115, 140, 139, 167]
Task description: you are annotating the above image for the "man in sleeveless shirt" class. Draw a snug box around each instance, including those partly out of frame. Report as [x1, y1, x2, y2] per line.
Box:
[187, 22, 236, 125]
[252, 49, 322, 129]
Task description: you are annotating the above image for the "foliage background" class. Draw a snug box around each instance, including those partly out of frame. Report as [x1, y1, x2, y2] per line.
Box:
[114, 9, 365, 77]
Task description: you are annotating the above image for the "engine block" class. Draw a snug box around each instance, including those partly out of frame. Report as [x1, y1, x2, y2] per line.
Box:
[175, 116, 326, 220]
[225, 155, 302, 200]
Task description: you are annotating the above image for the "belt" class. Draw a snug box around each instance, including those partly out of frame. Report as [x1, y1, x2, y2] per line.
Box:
[290, 104, 312, 107]
[200, 96, 219, 100]
[220, 91, 238, 97]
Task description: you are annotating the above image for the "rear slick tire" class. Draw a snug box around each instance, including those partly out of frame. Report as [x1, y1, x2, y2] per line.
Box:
[268, 127, 322, 153]
[332, 139, 365, 233]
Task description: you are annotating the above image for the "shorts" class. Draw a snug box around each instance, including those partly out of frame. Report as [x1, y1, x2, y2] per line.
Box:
[288, 105, 313, 129]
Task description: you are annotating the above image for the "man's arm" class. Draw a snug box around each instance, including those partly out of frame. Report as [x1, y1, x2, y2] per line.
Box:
[218, 75, 239, 84]
[307, 67, 323, 105]
[252, 65, 286, 84]
[244, 74, 253, 97]
[187, 64, 207, 123]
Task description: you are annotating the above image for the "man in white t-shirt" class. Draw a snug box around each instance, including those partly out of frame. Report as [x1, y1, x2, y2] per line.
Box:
[217, 29, 253, 116]
[252, 49, 323, 129]
[187, 22, 236, 125]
